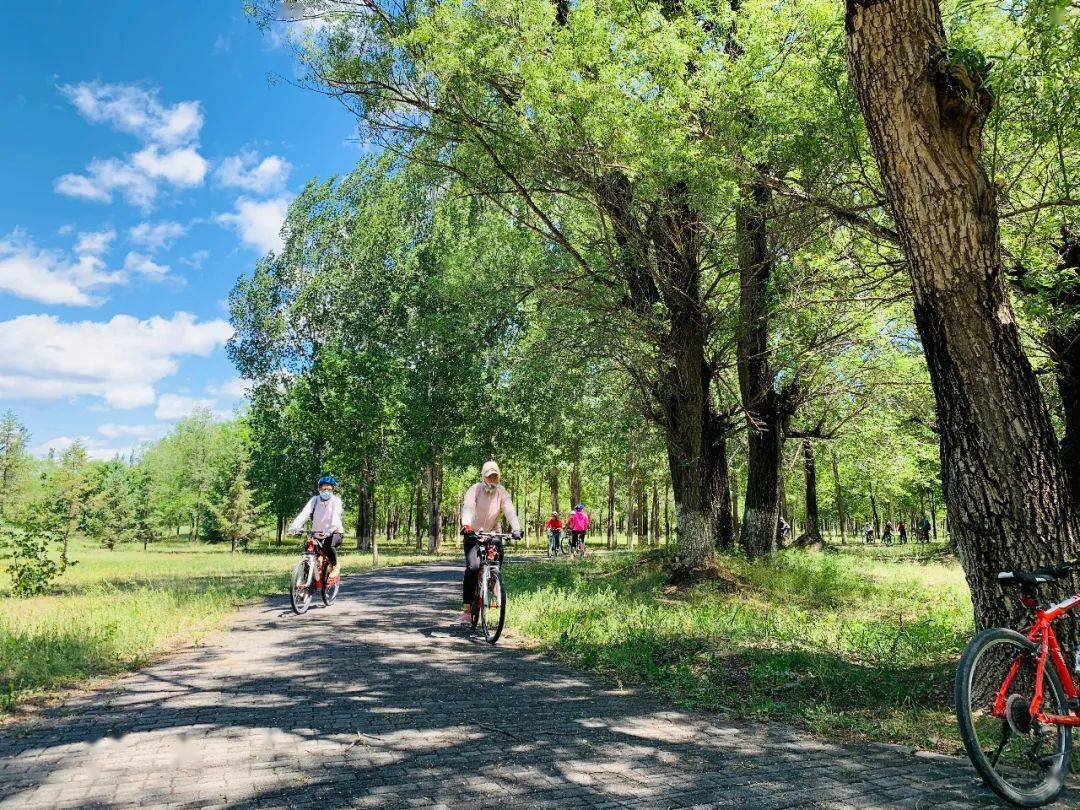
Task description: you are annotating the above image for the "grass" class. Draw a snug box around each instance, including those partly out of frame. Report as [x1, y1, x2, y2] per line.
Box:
[0, 534, 450, 714]
[502, 542, 973, 753]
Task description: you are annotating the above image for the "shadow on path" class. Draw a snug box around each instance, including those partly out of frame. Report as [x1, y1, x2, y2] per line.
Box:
[0, 561, 1049, 808]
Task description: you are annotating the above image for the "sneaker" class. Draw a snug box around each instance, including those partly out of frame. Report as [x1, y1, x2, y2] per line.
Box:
[458, 612, 473, 625]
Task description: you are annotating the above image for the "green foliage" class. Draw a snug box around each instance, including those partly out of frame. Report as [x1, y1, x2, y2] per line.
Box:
[1, 507, 66, 598]
[503, 547, 971, 750]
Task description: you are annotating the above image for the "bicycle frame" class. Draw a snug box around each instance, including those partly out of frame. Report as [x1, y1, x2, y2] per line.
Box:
[994, 593, 1080, 727]
[300, 536, 329, 589]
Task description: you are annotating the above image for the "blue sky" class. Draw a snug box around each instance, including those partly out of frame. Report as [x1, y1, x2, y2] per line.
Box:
[0, 2, 360, 459]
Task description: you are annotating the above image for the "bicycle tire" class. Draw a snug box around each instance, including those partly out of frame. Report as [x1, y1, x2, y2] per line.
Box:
[290, 560, 311, 615]
[321, 562, 339, 606]
[481, 569, 506, 644]
[956, 627, 1071, 807]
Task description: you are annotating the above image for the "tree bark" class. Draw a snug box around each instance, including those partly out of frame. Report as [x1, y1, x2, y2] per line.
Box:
[869, 482, 880, 539]
[549, 466, 560, 515]
[800, 439, 821, 542]
[427, 458, 443, 553]
[1045, 230, 1080, 508]
[846, 0, 1079, 630]
[607, 464, 616, 550]
[730, 473, 739, 540]
[831, 448, 845, 545]
[569, 449, 581, 509]
[736, 181, 783, 561]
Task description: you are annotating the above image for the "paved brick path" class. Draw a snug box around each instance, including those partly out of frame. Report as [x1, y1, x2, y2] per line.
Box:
[0, 561, 1070, 808]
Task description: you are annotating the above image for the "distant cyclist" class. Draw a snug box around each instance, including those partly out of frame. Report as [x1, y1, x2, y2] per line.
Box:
[287, 475, 344, 579]
[778, 516, 790, 544]
[917, 515, 931, 543]
[459, 461, 521, 625]
[545, 511, 563, 555]
[898, 520, 907, 544]
[863, 522, 874, 544]
[568, 503, 590, 555]
[882, 520, 894, 544]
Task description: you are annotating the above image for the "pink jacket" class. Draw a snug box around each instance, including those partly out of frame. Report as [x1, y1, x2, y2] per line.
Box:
[461, 482, 521, 533]
[568, 510, 590, 532]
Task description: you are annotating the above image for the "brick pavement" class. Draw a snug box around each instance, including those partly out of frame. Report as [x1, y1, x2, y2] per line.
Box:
[0, 561, 1068, 808]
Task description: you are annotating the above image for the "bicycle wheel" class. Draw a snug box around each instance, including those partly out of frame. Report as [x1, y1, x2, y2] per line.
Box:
[321, 562, 339, 606]
[481, 569, 506, 644]
[956, 627, 1071, 807]
[290, 560, 312, 615]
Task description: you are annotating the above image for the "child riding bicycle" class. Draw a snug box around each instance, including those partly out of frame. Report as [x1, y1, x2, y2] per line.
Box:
[287, 475, 344, 578]
[545, 511, 563, 555]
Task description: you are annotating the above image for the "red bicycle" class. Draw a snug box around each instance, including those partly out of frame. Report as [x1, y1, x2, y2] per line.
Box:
[289, 531, 340, 615]
[955, 559, 1080, 806]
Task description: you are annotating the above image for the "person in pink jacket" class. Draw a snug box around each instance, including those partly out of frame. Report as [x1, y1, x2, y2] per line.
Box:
[568, 503, 590, 555]
[459, 460, 521, 624]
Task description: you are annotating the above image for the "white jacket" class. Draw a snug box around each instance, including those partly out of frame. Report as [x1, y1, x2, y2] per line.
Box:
[289, 494, 344, 535]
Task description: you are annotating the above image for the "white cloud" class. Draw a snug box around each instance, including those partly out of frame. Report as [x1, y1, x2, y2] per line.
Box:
[206, 377, 251, 399]
[32, 435, 136, 461]
[98, 422, 168, 442]
[216, 196, 290, 254]
[215, 151, 291, 194]
[0, 312, 232, 409]
[56, 147, 207, 209]
[55, 156, 159, 207]
[155, 393, 219, 420]
[122, 251, 170, 280]
[0, 231, 126, 306]
[181, 249, 210, 269]
[60, 81, 203, 147]
[55, 82, 208, 209]
[74, 229, 116, 255]
[128, 221, 185, 251]
[132, 146, 208, 187]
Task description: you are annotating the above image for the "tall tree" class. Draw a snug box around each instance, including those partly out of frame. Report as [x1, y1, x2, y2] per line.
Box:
[845, 0, 1079, 629]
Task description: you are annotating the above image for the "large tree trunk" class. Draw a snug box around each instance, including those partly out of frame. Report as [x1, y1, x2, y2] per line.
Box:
[831, 448, 845, 545]
[427, 458, 443, 553]
[798, 439, 821, 543]
[569, 450, 582, 508]
[1045, 230, 1080, 508]
[549, 467, 560, 515]
[846, 1, 1079, 631]
[736, 182, 783, 561]
[607, 465, 616, 550]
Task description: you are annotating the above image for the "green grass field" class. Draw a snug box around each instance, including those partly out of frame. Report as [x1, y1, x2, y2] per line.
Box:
[502, 542, 973, 753]
[0, 535, 449, 714]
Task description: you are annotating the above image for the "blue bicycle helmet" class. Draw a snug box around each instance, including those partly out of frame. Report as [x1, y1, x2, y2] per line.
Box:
[317, 475, 337, 487]
[575, 503, 585, 510]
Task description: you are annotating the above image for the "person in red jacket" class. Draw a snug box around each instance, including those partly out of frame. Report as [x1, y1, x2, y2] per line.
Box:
[568, 503, 590, 555]
[545, 512, 563, 556]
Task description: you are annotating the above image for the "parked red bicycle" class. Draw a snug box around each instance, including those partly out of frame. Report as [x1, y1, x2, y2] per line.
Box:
[955, 558, 1080, 806]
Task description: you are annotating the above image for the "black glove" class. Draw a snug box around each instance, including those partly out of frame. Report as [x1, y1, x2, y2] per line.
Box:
[511, 530, 522, 541]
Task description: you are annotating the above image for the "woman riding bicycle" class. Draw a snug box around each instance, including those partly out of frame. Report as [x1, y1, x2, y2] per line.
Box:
[287, 475, 344, 578]
[568, 503, 590, 555]
[459, 460, 521, 625]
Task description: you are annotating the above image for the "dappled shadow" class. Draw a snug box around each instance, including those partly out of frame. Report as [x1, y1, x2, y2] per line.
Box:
[0, 561, 1037, 808]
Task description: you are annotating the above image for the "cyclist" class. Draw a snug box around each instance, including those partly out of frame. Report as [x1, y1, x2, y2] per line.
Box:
[882, 520, 894, 544]
[459, 460, 521, 625]
[545, 511, 563, 555]
[863, 522, 874, 544]
[778, 516, 790, 544]
[917, 515, 931, 543]
[568, 503, 590, 555]
[898, 520, 907, 544]
[287, 475, 344, 579]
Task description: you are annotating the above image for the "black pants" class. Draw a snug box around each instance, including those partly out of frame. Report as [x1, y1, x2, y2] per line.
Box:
[321, 531, 343, 568]
[548, 530, 562, 551]
[570, 529, 585, 548]
[463, 535, 503, 605]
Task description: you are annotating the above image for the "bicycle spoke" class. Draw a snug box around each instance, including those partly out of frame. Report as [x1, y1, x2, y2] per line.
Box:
[989, 723, 1011, 767]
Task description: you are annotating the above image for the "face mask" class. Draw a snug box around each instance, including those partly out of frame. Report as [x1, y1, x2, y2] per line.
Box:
[483, 481, 497, 493]
[319, 490, 333, 501]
